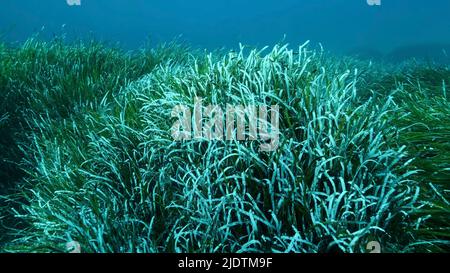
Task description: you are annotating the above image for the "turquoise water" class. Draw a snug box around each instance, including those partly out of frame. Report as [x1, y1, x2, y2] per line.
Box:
[1, 0, 450, 60]
[0, 0, 449, 254]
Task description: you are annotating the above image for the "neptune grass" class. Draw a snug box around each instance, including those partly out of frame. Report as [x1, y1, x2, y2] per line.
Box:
[0, 37, 188, 250]
[0, 39, 448, 253]
[356, 61, 450, 252]
[392, 79, 450, 252]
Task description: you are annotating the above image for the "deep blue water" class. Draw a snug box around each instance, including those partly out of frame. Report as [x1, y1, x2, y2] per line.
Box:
[1, 0, 450, 59]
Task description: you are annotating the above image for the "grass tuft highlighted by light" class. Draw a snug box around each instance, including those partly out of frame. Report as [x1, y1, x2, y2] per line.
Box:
[0, 38, 448, 253]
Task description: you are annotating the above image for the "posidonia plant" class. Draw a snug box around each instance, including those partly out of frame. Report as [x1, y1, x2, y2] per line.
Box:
[0, 38, 448, 253]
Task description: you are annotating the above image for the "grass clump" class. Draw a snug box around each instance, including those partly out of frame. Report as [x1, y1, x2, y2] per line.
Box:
[393, 78, 450, 252]
[0, 37, 187, 181]
[0, 38, 448, 253]
[0, 37, 187, 249]
[2, 42, 428, 253]
[357, 61, 450, 252]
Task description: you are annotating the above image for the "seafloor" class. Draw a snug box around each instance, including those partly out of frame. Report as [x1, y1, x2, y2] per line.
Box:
[0, 38, 448, 253]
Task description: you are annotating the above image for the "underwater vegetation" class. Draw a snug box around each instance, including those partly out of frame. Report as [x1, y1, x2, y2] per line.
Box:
[348, 43, 450, 65]
[0, 38, 448, 253]
[387, 44, 450, 65]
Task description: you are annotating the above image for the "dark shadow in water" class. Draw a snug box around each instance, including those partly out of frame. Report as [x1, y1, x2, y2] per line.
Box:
[387, 43, 450, 64]
[347, 47, 385, 61]
[348, 43, 450, 65]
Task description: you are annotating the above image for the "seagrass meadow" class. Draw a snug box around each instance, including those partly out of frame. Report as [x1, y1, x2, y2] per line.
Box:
[0, 38, 448, 253]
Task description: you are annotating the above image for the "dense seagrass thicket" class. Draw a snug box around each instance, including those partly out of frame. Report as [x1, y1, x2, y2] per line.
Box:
[0, 38, 188, 249]
[2, 42, 426, 253]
